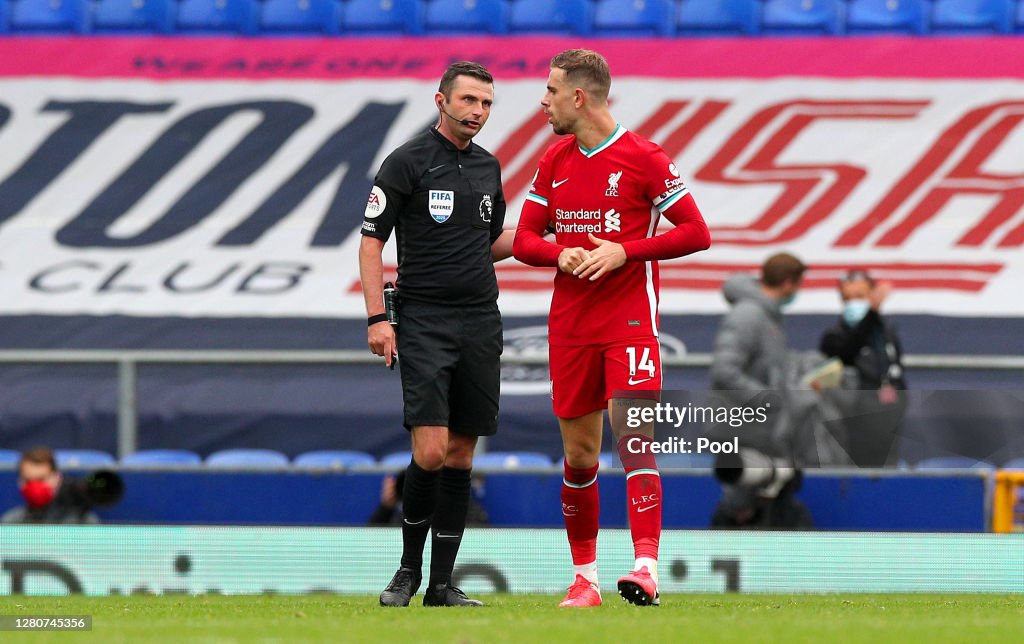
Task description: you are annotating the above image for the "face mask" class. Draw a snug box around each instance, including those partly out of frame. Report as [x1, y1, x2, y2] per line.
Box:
[20, 480, 56, 509]
[779, 293, 797, 307]
[843, 299, 870, 326]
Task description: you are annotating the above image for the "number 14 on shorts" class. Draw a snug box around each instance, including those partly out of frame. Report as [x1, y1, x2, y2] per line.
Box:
[626, 346, 656, 386]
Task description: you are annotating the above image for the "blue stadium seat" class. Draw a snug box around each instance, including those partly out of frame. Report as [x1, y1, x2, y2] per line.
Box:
[55, 449, 116, 469]
[914, 456, 996, 471]
[339, 0, 422, 33]
[255, 0, 340, 34]
[121, 449, 203, 467]
[205, 448, 290, 468]
[930, 0, 1013, 33]
[293, 450, 377, 469]
[91, 0, 172, 32]
[421, 0, 505, 33]
[474, 451, 553, 469]
[0, 450, 20, 467]
[591, 0, 674, 36]
[8, 0, 89, 32]
[504, 0, 590, 34]
[658, 452, 715, 469]
[675, 0, 760, 34]
[174, 0, 256, 33]
[1017, 0, 1024, 31]
[380, 450, 413, 468]
[760, 0, 844, 34]
[0, 0, 10, 33]
[846, 0, 927, 33]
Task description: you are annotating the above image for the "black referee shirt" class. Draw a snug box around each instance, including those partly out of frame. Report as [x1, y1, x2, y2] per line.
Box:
[361, 127, 506, 307]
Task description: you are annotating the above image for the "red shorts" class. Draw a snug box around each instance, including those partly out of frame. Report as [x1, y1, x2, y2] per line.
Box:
[549, 337, 663, 419]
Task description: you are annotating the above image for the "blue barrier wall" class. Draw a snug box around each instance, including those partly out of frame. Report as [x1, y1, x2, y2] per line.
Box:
[0, 469, 988, 531]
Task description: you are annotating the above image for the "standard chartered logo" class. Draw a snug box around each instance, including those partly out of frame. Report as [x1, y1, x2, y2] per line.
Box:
[551, 207, 621, 234]
[604, 209, 620, 233]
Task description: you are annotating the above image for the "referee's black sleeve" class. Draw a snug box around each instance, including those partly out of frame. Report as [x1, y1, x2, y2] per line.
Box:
[361, 150, 415, 241]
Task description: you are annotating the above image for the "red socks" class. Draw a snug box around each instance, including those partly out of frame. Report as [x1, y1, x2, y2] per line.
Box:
[618, 434, 662, 561]
[562, 460, 600, 565]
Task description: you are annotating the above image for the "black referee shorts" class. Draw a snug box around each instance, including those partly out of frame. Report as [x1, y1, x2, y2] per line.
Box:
[397, 300, 502, 436]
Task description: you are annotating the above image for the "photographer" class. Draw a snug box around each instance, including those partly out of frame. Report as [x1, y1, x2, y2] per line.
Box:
[2, 446, 100, 524]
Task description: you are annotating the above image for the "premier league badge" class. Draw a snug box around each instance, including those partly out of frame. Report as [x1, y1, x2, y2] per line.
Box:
[479, 194, 493, 223]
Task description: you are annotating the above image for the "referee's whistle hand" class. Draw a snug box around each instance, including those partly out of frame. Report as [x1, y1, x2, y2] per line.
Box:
[368, 322, 396, 368]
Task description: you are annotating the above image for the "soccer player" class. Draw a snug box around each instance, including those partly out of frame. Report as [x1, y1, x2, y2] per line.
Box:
[512, 49, 711, 607]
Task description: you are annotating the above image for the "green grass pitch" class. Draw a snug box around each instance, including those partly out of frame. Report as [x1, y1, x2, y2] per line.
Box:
[5, 594, 1023, 643]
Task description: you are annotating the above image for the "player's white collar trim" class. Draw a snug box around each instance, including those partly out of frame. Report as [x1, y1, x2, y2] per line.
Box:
[578, 124, 626, 158]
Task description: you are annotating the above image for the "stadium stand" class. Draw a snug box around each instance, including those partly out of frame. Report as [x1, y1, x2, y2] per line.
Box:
[590, 0, 675, 36]
[91, 0, 172, 32]
[473, 451, 553, 469]
[675, 0, 761, 35]
[914, 456, 997, 471]
[421, 0, 505, 33]
[55, 449, 117, 468]
[0, 0, 1022, 34]
[121, 449, 203, 467]
[379, 450, 413, 468]
[293, 450, 377, 469]
[0, 449, 19, 467]
[760, 0, 845, 34]
[339, 0, 422, 33]
[845, 0, 928, 34]
[7, 0, 87, 32]
[254, 0, 340, 34]
[173, 0, 255, 33]
[930, 0, 1014, 33]
[505, 0, 590, 33]
[206, 448, 290, 468]
[658, 452, 716, 469]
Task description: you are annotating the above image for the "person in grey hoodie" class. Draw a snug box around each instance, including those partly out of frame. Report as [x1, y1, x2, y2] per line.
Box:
[708, 253, 814, 529]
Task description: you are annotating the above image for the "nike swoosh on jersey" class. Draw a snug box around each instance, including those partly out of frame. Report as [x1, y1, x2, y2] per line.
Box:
[637, 504, 660, 513]
[627, 376, 653, 386]
[428, 164, 447, 173]
[552, 178, 569, 188]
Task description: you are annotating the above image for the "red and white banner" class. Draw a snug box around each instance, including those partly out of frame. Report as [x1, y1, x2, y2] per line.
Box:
[0, 37, 1022, 317]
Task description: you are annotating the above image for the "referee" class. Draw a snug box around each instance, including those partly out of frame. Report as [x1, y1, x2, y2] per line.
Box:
[359, 61, 513, 608]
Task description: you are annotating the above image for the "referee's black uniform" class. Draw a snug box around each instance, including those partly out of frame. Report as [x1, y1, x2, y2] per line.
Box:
[361, 126, 506, 436]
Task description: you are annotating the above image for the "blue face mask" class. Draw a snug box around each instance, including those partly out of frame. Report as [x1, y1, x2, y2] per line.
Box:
[843, 299, 870, 326]
[779, 293, 797, 307]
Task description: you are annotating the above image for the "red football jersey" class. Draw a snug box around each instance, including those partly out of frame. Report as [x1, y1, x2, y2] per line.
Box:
[514, 125, 710, 346]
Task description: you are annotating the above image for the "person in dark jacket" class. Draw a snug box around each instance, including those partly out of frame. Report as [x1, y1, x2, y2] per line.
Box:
[2, 446, 99, 524]
[819, 269, 907, 467]
[709, 253, 814, 530]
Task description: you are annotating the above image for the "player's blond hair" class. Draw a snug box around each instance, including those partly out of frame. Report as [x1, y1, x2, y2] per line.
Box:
[550, 49, 611, 103]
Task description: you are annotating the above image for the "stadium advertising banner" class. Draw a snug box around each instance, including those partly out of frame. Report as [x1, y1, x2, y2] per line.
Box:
[0, 37, 1023, 321]
[3, 526, 1024, 595]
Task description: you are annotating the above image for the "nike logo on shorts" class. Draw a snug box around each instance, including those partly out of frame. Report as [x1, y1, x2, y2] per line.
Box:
[628, 376, 653, 386]
[403, 518, 427, 525]
[552, 178, 569, 188]
[435, 533, 461, 539]
[637, 504, 659, 513]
